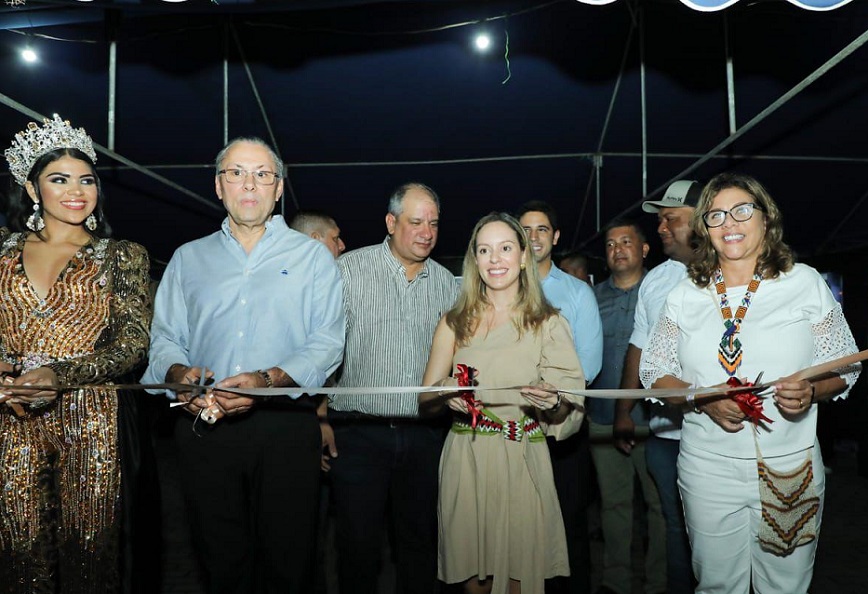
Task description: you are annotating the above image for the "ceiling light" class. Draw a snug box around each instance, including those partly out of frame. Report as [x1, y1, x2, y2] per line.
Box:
[474, 33, 491, 52]
[21, 48, 37, 63]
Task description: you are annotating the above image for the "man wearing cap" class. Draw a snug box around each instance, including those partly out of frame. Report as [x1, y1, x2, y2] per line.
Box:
[612, 180, 701, 594]
[518, 200, 603, 594]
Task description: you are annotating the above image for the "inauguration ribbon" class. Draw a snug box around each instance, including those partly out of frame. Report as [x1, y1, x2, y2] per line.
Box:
[2, 349, 865, 426]
[727, 376, 773, 426]
[455, 364, 481, 428]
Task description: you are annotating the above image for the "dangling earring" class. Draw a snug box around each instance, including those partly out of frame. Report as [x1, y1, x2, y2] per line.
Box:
[520, 262, 526, 270]
[85, 213, 98, 231]
[26, 203, 45, 232]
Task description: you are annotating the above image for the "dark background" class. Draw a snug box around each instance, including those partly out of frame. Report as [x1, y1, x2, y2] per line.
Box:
[1, 0, 866, 440]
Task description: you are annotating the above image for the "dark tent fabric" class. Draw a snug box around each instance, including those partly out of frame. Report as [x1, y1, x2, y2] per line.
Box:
[1, 0, 867, 271]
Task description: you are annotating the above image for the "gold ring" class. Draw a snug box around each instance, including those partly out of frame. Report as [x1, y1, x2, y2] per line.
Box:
[799, 399, 803, 407]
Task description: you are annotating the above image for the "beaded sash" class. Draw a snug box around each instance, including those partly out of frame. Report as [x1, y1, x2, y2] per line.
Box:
[714, 268, 763, 377]
[451, 407, 545, 443]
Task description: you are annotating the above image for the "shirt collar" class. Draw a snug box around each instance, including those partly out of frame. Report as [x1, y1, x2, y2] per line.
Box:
[220, 214, 285, 245]
[543, 264, 566, 283]
[380, 236, 430, 279]
[601, 269, 647, 292]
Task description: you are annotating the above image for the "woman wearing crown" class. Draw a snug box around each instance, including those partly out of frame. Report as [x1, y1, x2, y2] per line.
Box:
[0, 115, 151, 593]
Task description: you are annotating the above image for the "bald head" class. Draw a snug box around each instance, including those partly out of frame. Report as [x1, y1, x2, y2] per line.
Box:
[289, 211, 345, 259]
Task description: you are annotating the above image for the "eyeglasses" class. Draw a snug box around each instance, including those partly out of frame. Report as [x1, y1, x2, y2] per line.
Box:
[218, 169, 281, 186]
[702, 202, 763, 228]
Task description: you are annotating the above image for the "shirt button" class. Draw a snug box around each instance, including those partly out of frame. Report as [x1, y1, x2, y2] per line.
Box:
[244, 269, 250, 276]
[238, 331, 244, 337]
[235, 365, 241, 372]
[241, 299, 247, 305]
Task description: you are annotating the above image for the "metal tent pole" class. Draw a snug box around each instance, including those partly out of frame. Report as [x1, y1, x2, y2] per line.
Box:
[229, 21, 299, 215]
[568, 6, 638, 248]
[0, 92, 218, 211]
[579, 24, 868, 250]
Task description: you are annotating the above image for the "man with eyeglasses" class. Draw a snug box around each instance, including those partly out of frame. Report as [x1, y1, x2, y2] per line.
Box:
[613, 180, 701, 594]
[142, 137, 345, 593]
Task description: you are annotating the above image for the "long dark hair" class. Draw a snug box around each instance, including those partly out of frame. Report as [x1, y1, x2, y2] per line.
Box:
[6, 148, 112, 238]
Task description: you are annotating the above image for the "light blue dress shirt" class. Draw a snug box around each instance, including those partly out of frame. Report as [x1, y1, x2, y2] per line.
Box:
[142, 216, 345, 393]
[540, 265, 603, 384]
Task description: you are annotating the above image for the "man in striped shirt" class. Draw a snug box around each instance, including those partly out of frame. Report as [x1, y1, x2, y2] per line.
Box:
[328, 182, 459, 594]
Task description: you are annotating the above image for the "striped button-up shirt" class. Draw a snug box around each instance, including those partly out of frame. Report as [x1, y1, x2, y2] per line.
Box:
[332, 238, 458, 417]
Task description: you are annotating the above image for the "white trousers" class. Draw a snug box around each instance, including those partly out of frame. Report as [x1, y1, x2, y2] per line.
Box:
[677, 439, 825, 594]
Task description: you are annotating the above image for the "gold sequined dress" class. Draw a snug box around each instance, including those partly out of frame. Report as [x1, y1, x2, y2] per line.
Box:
[0, 229, 150, 594]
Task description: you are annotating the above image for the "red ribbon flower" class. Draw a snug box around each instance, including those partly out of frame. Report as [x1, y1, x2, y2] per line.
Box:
[455, 364, 481, 428]
[726, 376, 773, 425]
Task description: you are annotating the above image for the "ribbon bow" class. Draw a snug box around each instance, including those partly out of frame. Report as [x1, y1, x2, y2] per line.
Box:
[727, 376, 773, 426]
[455, 364, 481, 429]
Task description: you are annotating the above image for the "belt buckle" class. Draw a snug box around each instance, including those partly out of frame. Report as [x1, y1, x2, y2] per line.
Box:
[389, 418, 400, 429]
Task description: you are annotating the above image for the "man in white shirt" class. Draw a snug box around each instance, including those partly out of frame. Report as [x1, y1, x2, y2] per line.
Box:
[613, 180, 702, 594]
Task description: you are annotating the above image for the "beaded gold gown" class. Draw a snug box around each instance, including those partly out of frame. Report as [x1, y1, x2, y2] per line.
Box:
[0, 229, 150, 594]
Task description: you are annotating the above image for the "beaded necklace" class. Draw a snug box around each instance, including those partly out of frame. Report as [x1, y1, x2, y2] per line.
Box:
[714, 267, 763, 377]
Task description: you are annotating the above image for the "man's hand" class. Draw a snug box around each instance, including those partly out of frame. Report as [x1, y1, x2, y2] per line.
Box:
[320, 420, 338, 472]
[612, 409, 636, 455]
[166, 364, 215, 416]
[212, 372, 260, 416]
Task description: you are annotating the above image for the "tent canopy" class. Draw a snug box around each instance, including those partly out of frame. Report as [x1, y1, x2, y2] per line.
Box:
[1, 0, 867, 271]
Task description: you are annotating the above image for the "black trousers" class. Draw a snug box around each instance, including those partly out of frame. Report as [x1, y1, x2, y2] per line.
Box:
[175, 406, 321, 594]
[328, 415, 445, 594]
[546, 421, 592, 594]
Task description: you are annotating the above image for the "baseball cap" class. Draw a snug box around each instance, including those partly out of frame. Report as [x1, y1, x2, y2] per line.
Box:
[642, 180, 702, 213]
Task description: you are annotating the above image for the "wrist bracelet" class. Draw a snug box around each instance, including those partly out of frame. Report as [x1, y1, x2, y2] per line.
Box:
[686, 385, 701, 413]
[256, 369, 273, 388]
[551, 392, 563, 412]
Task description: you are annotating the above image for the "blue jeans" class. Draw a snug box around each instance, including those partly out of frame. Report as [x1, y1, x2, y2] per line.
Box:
[645, 435, 694, 594]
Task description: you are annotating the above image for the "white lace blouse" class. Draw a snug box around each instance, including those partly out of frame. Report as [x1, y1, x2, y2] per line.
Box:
[639, 263, 860, 459]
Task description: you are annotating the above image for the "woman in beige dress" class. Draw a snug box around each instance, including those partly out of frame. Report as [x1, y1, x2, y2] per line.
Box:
[420, 212, 585, 594]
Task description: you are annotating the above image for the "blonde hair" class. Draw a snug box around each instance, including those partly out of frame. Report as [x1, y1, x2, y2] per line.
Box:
[446, 212, 558, 346]
[688, 173, 794, 287]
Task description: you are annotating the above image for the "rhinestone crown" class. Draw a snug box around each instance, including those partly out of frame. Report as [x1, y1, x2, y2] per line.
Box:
[5, 114, 97, 186]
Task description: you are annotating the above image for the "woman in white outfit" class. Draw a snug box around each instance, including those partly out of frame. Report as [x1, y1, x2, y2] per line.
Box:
[639, 173, 859, 594]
